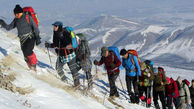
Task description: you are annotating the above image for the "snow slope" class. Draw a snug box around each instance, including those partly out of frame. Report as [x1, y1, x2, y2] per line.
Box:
[0, 23, 193, 109]
[0, 29, 150, 109]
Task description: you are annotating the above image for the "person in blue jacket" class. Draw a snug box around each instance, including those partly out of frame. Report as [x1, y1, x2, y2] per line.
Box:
[120, 48, 141, 104]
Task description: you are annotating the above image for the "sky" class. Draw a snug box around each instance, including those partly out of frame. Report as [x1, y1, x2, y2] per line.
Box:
[1, 0, 194, 26]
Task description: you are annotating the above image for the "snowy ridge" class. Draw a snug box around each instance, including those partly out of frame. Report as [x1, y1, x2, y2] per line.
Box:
[102, 28, 119, 44]
[141, 25, 168, 36]
[74, 15, 194, 70]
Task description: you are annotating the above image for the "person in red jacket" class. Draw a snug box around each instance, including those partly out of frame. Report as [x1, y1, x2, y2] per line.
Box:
[165, 77, 180, 109]
[94, 46, 121, 98]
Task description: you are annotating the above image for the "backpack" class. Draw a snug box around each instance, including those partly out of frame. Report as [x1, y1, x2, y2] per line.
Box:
[128, 49, 141, 68]
[23, 7, 39, 27]
[183, 79, 190, 86]
[76, 33, 91, 56]
[108, 46, 124, 70]
[63, 26, 78, 49]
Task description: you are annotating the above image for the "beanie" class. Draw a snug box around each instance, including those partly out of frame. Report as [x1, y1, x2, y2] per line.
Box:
[14, 4, 23, 14]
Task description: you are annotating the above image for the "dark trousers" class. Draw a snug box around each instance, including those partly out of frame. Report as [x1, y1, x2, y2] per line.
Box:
[108, 72, 119, 97]
[126, 75, 139, 95]
[126, 75, 139, 103]
[56, 57, 80, 86]
[153, 90, 166, 109]
[21, 36, 35, 58]
[166, 96, 180, 109]
[139, 86, 151, 105]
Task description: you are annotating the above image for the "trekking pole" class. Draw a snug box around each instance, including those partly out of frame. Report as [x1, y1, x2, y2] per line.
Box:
[45, 41, 52, 68]
[47, 47, 53, 68]
[146, 86, 149, 107]
[82, 55, 87, 87]
[119, 75, 128, 100]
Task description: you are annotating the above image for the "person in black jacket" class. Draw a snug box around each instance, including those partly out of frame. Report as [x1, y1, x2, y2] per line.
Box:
[0, 4, 41, 71]
[190, 79, 194, 108]
[45, 21, 80, 87]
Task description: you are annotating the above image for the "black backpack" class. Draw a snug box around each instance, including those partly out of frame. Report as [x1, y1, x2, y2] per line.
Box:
[76, 33, 91, 60]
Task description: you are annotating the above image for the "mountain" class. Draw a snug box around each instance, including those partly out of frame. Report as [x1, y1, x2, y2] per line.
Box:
[75, 15, 194, 70]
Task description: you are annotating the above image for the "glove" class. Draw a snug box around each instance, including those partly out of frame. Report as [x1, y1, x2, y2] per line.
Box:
[36, 38, 41, 45]
[93, 60, 98, 65]
[110, 63, 116, 68]
[187, 99, 191, 104]
[45, 42, 51, 48]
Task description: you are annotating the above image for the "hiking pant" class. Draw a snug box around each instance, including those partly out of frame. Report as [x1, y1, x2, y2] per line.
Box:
[153, 90, 166, 109]
[139, 86, 151, 106]
[179, 97, 187, 109]
[56, 57, 80, 86]
[166, 96, 180, 109]
[108, 72, 119, 97]
[126, 75, 139, 103]
[21, 35, 37, 66]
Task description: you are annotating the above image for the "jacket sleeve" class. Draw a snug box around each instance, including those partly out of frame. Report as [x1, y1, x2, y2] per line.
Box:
[97, 57, 104, 66]
[133, 55, 141, 76]
[29, 16, 39, 37]
[113, 53, 121, 67]
[149, 68, 154, 80]
[184, 84, 191, 101]
[162, 72, 167, 85]
[0, 19, 16, 31]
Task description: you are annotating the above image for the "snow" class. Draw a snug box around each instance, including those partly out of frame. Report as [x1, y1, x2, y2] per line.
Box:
[0, 29, 107, 109]
[141, 25, 168, 36]
[0, 28, 193, 109]
[102, 28, 118, 44]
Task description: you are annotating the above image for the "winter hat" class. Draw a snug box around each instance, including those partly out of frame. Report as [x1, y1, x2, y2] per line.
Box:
[120, 49, 127, 56]
[192, 79, 194, 83]
[14, 4, 23, 14]
[101, 46, 108, 56]
[52, 21, 63, 27]
[177, 76, 182, 84]
[158, 67, 164, 72]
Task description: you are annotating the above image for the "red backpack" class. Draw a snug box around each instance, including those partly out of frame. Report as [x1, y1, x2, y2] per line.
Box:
[23, 7, 39, 27]
[183, 79, 190, 86]
[128, 49, 141, 66]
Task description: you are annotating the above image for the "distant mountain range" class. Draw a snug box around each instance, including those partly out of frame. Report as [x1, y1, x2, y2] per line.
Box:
[75, 15, 194, 70]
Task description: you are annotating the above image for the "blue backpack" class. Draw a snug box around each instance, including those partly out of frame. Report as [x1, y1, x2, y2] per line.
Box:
[64, 26, 78, 49]
[108, 46, 124, 70]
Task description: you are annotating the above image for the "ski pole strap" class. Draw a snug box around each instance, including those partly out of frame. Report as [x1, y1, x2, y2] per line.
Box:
[19, 31, 33, 45]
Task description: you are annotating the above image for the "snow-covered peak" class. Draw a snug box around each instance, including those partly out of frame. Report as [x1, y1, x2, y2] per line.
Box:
[141, 25, 168, 36]
[75, 15, 141, 30]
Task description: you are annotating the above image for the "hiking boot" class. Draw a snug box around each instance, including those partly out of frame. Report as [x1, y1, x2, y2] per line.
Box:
[26, 62, 31, 69]
[109, 95, 116, 100]
[31, 64, 37, 72]
[146, 104, 151, 108]
[155, 104, 160, 109]
[74, 79, 80, 87]
[114, 92, 119, 98]
[61, 75, 68, 83]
